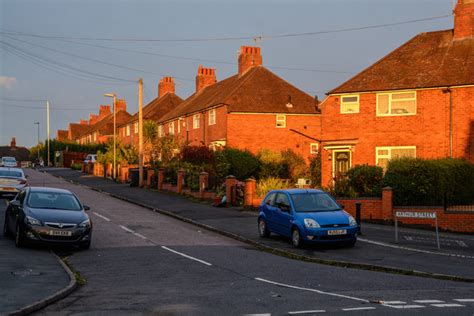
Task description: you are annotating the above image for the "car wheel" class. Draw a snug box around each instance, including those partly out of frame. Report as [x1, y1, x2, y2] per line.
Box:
[79, 241, 91, 250]
[3, 217, 11, 237]
[346, 238, 357, 248]
[15, 222, 26, 247]
[291, 228, 303, 248]
[258, 218, 270, 238]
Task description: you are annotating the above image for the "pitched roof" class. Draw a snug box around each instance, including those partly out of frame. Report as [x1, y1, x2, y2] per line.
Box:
[76, 111, 131, 139]
[119, 93, 183, 127]
[0, 146, 30, 161]
[160, 66, 319, 123]
[329, 29, 474, 94]
[57, 130, 68, 141]
[69, 123, 89, 140]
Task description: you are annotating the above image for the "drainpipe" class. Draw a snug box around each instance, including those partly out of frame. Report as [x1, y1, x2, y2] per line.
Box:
[442, 88, 453, 158]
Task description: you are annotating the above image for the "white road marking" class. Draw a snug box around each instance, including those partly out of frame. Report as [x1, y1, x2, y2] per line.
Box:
[342, 307, 376, 311]
[454, 299, 474, 302]
[93, 212, 111, 222]
[381, 301, 406, 304]
[383, 305, 425, 309]
[288, 310, 326, 314]
[161, 246, 212, 266]
[133, 232, 147, 240]
[430, 303, 465, 308]
[358, 238, 474, 259]
[456, 240, 468, 247]
[414, 300, 444, 303]
[119, 225, 135, 234]
[244, 314, 271, 316]
[254, 278, 369, 303]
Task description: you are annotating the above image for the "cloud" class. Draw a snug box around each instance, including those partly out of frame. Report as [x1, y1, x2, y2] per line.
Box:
[0, 76, 17, 89]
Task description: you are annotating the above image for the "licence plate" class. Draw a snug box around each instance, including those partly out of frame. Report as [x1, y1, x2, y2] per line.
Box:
[50, 230, 72, 236]
[328, 229, 347, 236]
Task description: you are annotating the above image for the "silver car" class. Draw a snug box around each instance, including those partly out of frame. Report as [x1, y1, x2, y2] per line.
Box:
[0, 167, 28, 199]
[1, 157, 18, 167]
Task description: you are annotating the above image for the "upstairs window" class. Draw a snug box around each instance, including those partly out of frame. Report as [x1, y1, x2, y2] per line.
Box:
[376, 146, 416, 170]
[377, 91, 416, 116]
[193, 114, 200, 129]
[209, 109, 216, 125]
[340, 95, 359, 113]
[134, 122, 138, 134]
[276, 114, 286, 128]
[169, 122, 175, 135]
[93, 132, 97, 142]
[310, 143, 319, 154]
[126, 125, 130, 136]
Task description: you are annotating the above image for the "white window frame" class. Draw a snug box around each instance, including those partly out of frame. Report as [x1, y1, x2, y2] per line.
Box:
[310, 143, 319, 154]
[169, 122, 175, 135]
[93, 132, 97, 142]
[126, 125, 130, 136]
[193, 114, 200, 129]
[134, 122, 138, 134]
[276, 114, 286, 128]
[209, 109, 216, 125]
[375, 146, 417, 168]
[376, 91, 417, 117]
[340, 94, 360, 114]
[158, 125, 164, 137]
[177, 118, 182, 134]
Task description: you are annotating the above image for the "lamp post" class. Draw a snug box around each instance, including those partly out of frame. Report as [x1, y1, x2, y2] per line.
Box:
[34, 122, 40, 162]
[104, 93, 117, 180]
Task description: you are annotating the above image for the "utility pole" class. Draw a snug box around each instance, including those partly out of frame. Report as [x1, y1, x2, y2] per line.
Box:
[34, 122, 40, 162]
[46, 101, 50, 167]
[138, 78, 144, 187]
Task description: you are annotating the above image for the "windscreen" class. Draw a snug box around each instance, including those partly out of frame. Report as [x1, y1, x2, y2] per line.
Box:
[0, 170, 23, 178]
[290, 192, 340, 212]
[27, 192, 82, 211]
[4, 158, 16, 162]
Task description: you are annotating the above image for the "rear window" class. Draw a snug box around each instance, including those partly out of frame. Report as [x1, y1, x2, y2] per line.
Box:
[290, 192, 340, 212]
[0, 170, 23, 178]
[27, 192, 82, 211]
[3, 158, 16, 162]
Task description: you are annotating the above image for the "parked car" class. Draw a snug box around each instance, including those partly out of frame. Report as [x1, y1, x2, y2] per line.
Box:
[1, 156, 18, 167]
[83, 154, 97, 164]
[258, 189, 358, 248]
[0, 167, 28, 199]
[3, 187, 92, 249]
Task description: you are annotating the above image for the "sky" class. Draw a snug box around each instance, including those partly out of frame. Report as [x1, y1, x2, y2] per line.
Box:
[0, 0, 454, 148]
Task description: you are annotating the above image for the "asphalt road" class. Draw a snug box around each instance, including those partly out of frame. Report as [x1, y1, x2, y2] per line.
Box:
[19, 169, 474, 315]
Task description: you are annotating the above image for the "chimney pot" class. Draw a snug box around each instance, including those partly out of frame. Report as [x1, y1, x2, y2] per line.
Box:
[238, 45, 262, 76]
[10, 137, 16, 147]
[158, 76, 175, 98]
[195, 65, 217, 93]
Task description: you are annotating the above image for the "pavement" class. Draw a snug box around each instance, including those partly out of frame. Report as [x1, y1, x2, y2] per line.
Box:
[0, 200, 74, 315]
[41, 167, 474, 282]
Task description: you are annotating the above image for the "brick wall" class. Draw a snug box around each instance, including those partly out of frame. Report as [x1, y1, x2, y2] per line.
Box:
[335, 198, 383, 220]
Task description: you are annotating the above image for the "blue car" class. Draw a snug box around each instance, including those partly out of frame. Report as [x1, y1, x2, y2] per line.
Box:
[258, 189, 358, 248]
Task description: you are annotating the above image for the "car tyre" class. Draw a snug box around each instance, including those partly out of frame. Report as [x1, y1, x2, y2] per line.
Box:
[15, 222, 26, 247]
[79, 241, 91, 250]
[291, 227, 303, 248]
[258, 218, 270, 238]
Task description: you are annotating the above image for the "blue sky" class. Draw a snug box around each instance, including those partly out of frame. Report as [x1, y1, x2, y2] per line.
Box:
[0, 0, 453, 147]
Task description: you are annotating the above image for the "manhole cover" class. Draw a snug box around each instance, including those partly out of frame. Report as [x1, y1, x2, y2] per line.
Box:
[12, 269, 42, 277]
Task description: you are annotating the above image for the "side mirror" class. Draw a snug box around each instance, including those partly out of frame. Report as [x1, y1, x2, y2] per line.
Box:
[83, 205, 90, 211]
[25, 175, 29, 179]
[338, 203, 345, 209]
[11, 200, 21, 208]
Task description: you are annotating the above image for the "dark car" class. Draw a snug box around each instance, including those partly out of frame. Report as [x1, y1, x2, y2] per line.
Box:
[3, 187, 92, 249]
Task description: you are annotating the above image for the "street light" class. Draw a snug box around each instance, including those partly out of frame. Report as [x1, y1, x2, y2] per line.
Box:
[34, 122, 40, 163]
[104, 93, 117, 180]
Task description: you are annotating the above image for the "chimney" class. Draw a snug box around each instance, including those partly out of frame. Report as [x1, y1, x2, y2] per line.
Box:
[115, 99, 127, 112]
[195, 65, 216, 93]
[89, 114, 99, 125]
[10, 137, 16, 147]
[158, 76, 175, 98]
[80, 119, 89, 125]
[238, 46, 262, 76]
[454, 0, 474, 40]
[99, 105, 111, 119]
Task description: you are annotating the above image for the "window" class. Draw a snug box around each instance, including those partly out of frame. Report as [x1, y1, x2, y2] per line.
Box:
[126, 125, 130, 136]
[376, 146, 416, 169]
[310, 143, 319, 154]
[93, 132, 97, 142]
[377, 91, 416, 116]
[263, 193, 276, 206]
[158, 125, 164, 137]
[340, 95, 359, 113]
[134, 122, 138, 134]
[276, 114, 286, 128]
[275, 193, 291, 209]
[169, 122, 175, 135]
[193, 114, 200, 129]
[178, 118, 182, 134]
[209, 109, 216, 125]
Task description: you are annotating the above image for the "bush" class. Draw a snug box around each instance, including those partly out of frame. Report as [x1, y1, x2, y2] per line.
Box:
[257, 149, 287, 179]
[181, 146, 215, 166]
[309, 153, 321, 188]
[71, 163, 82, 170]
[216, 148, 260, 180]
[325, 174, 357, 198]
[346, 164, 384, 197]
[384, 158, 474, 206]
[256, 177, 290, 197]
[281, 149, 308, 181]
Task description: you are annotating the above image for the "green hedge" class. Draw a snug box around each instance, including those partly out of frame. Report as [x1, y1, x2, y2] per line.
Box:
[384, 158, 474, 206]
[346, 164, 384, 197]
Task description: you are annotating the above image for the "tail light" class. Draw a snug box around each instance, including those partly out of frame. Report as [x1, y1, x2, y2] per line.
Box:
[19, 180, 27, 185]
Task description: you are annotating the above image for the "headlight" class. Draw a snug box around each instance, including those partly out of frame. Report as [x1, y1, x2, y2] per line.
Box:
[304, 218, 320, 228]
[25, 216, 41, 226]
[79, 219, 91, 228]
[348, 216, 357, 226]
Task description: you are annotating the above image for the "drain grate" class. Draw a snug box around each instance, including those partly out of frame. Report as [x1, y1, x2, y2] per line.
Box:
[11, 269, 42, 277]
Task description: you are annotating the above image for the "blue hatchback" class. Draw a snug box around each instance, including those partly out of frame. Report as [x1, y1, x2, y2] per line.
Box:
[258, 189, 358, 248]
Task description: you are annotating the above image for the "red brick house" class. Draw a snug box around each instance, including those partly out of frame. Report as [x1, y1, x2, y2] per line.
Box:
[56, 130, 69, 141]
[320, 0, 474, 186]
[118, 77, 183, 147]
[158, 46, 321, 160]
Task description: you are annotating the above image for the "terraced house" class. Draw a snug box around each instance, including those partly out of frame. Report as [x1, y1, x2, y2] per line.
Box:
[118, 76, 183, 147]
[319, 0, 474, 186]
[158, 46, 321, 160]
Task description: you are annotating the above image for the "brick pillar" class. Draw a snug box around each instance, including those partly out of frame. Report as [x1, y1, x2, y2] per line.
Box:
[158, 168, 165, 190]
[199, 172, 209, 199]
[177, 169, 185, 194]
[226, 175, 237, 207]
[146, 169, 154, 188]
[244, 178, 256, 207]
[382, 187, 393, 220]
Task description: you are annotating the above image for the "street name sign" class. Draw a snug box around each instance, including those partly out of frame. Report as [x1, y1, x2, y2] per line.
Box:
[394, 210, 440, 249]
